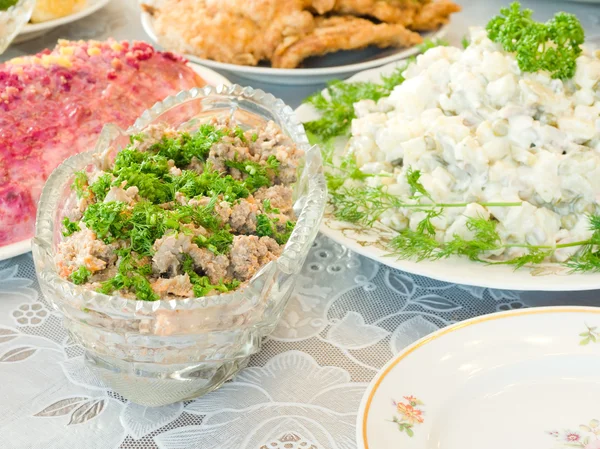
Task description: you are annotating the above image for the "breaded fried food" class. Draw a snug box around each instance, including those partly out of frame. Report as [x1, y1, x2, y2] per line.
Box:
[330, 0, 460, 30]
[144, 0, 325, 66]
[143, 0, 460, 68]
[272, 16, 422, 68]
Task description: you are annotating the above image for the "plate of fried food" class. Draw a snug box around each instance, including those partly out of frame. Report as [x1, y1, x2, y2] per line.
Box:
[13, 0, 112, 43]
[140, 0, 460, 85]
[0, 39, 230, 261]
[296, 2, 600, 291]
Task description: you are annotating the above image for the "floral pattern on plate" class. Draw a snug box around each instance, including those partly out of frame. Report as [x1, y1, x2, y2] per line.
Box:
[390, 396, 424, 437]
[548, 419, 600, 448]
[580, 325, 600, 345]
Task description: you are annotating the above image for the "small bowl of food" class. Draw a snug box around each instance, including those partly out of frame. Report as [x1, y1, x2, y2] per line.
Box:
[32, 84, 327, 406]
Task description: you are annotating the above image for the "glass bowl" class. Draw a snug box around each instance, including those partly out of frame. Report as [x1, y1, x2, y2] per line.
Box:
[32, 84, 327, 406]
[0, 0, 34, 54]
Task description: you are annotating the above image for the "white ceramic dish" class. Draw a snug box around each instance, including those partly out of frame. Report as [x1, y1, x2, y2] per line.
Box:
[0, 62, 230, 262]
[13, 0, 111, 43]
[295, 61, 600, 291]
[140, 10, 448, 85]
[357, 306, 600, 449]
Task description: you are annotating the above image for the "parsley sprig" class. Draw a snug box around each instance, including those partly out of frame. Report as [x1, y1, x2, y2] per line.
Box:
[486, 2, 584, 79]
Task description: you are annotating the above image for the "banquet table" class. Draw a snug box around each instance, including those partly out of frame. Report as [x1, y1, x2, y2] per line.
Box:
[2, 1, 600, 448]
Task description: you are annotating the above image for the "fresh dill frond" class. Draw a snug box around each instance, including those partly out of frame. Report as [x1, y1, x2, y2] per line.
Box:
[416, 209, 443, 236]
[497, 248, 552, 270]
[390, 229, 441, 262]
[406, 167, 433, 201]
[303, 80, 389, 141]
[417, 38, 449, 52]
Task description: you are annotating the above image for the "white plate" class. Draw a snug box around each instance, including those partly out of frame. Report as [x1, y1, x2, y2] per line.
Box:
[13, 0, 112, 44]
[0, 62, 230, 262]
[140, 10, 448, 85]
[295, 61, 600, 291]
[357, 306, 600, 449]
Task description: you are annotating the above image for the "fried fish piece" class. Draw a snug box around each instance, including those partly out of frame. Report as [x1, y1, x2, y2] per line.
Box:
[409, 0, 461, 31]
[272, 15, 422, 68]
[143, 0, 458, 68]
[144, 0, 331, 66]
[330, 0, 461, 30]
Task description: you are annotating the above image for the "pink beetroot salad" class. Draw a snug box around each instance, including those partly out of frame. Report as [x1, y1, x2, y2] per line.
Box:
[0, 39, 205, 247]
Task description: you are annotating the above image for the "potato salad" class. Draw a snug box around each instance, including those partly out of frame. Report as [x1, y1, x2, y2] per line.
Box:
[304, 3, 600, 270]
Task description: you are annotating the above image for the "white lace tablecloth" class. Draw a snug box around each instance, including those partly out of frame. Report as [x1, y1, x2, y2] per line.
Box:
[2, 1, 600, 448]
[0, 236, 532, 449]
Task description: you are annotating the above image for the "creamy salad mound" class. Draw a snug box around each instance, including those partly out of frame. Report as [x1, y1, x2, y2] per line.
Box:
[56, 119, 303, 300]
[340, 23, 600, 265]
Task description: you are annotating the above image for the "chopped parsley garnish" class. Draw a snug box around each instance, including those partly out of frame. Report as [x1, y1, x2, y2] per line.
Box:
[63, 123, 292, 299]
[486, 2, 584, 79]
[181, 254, 240, 297]
[256, 214, 295, 245]
[97, 249, 158, 301]
[82, 201, 129, 243]
[251, 133, 258, 142]
[194, 229, 234, 255]
[461, 35, 470, 49]
[70, 266, 91, 285]
[233, 126, 247, 143]
[174, 166, 250, 201]
[148, 124, 225, 167]
[62, 217, 80, 237]
[113, 168, 174, 204]
[225, 155, 280, 191]
[262, 199, 280, 214]
[89, 174, 113, 202]
[71, 171, 89, 199]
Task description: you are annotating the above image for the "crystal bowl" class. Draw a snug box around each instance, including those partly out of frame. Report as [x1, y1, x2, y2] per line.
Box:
[32, 84, 327, 406]
[0, 0, 34, 54]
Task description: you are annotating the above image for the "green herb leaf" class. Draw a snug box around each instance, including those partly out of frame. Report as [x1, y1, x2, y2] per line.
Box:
[193, 228, 234, 255]
[82, 201, 129, 243]
[256, 214, 295, 245]
[89, 173, 113, 202]
[62, 217, 81, 237]
[486, 2, 584, 79]
[71, 171, 89, 199]
[148, 124, 225, 167]
[70, 266, 91, 285]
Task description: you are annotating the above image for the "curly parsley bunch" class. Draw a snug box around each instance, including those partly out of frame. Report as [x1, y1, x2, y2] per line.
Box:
[486, 2, 585, 79]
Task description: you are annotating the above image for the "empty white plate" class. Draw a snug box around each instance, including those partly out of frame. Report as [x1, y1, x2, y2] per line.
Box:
[357, 306, 600, 449]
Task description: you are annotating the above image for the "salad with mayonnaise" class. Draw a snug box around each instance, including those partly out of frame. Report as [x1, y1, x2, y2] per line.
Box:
[304, 3, 600, 271]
